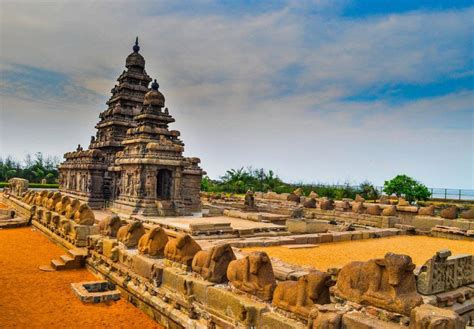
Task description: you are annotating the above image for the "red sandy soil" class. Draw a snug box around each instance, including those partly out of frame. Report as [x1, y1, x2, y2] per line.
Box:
[246, 235, 474, 271]
[0, 227, 162, 329]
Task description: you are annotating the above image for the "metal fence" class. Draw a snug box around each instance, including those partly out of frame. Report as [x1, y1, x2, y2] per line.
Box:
[373, 186, 474, 201]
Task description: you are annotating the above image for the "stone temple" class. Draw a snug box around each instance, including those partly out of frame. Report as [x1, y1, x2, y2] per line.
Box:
[58, 38, 204, 216]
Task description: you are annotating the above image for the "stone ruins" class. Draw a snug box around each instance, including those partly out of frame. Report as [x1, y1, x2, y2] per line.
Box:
[58, 38, 204, 216]
[1, 40, 473, 328]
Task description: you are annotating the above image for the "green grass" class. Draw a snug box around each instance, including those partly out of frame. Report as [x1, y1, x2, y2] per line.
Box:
[0, 182, 59, 189]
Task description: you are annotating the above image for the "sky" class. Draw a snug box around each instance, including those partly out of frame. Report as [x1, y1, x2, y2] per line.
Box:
[0, 0, 473, 188]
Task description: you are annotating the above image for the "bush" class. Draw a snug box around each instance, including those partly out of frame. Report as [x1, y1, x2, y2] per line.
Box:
[383, 175, 431, 203]
[0, 182, 59, 189]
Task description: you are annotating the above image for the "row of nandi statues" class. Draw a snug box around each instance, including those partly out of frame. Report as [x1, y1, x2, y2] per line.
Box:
[21, 190, 96, 242]
[97, 216, 447, 326]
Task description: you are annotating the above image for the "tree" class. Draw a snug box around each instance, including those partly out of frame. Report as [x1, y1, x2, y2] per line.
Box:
[383, 175, 431, 203]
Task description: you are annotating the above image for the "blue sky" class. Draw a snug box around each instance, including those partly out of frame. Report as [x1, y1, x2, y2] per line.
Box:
[0, 0, 472, 188]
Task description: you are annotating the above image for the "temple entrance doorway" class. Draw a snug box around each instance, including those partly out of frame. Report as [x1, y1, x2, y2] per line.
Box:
[157, 169, 172, 200]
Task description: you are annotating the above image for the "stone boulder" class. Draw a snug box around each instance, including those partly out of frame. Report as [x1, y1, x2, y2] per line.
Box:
[382, 205, 397, 216]
[192, 243, 236, 283]
[332, 252, 423, 315]
[227, 251, 276, 301]
[138, 226, 168, 257]
[117, 221, 146, 248]
[440, 206, 457, 219]
[418, 205, 435, 217]
[409, 304, 465, 329]
[365, 204, 382, 216]
[460, 207, 474, 220]
[272, 270, 333, 317]
[164, 233, 201, 266]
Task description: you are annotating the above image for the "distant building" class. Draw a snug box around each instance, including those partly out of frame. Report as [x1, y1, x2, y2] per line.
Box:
[59, 38, 204, 216]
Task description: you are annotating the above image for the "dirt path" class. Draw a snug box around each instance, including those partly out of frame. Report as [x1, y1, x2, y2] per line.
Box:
[245, 235, 473, 271]
[0, 227, 162, 329]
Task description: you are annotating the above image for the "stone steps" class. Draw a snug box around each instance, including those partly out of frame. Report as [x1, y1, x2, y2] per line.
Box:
[50, 248, 87, 271]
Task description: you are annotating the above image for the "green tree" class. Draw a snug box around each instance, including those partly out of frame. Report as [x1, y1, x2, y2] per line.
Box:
[383, 175, 431, 203]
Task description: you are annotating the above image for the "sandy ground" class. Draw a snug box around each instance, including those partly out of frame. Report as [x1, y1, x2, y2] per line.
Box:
[245, 235, 473, 271]
[0, 227, 162, 329]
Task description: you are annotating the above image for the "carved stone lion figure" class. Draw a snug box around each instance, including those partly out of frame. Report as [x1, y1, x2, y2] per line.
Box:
[138, 226, 168, 257]
[64, 199, 81, 219]
[226, 251, 276, 301]
[99, 214, 123, 237]
[332, 252, 423, 315]
[55, 196, 71, 215]
[192, 243, 236, 283]
[418, 205, 435, 216]
[73, 203, 95, 226]
[46, 192, 62, 210]
[273, 270, 333, 317]
[164, 233, 201, 266]
[116, 221, 146, 248]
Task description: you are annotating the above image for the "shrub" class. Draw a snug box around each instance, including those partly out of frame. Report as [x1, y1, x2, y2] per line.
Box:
[383, 175, 431, 203]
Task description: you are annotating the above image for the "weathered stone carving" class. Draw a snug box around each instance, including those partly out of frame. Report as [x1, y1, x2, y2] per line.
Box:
[418, 205, 435, 216]
[460, 207, 474, 220]
[7, 178, 29, 197]
[65, 199, 81, 219]
[416, 249, 473, 295]
[293, 188, 304, 197]
[303, 198, 317, 208]
[164, 233, 201, 266]
[355, 194, 365, 202]
[308, 191, 319, 199]
[332, 252, 423, 315]
[42, 191, 54, 207]
[272, 270, 333, 317]
[138, 226, 168, 257]
[117, 221, 146, 248]
[378, 195, 391, 204]
[440, 206, 457, 219]
[73, 203, 95, 226]
[192, 243, 236, 283]
[365, 204, 381, 216]
[244, 190, 256, 209]
[352, 201, 364, 214]
[23, 190, 35, 204]
[35, 190, 48, 205]
[308, 304, 345, 329]
[287, 193, 300, 203]
[319, 198, 334, 210]
[99, 214, 123, 237]
[409, 304, 465, 329]
[227, 251, 276, 301]
[382, 205, 397, 216]
[55, 196, 71, 215]
[46, 192, 62, 210]
[398, 198, 410, 206]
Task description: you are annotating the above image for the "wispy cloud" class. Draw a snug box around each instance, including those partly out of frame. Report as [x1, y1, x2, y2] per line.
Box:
[0, 1, 472, 188]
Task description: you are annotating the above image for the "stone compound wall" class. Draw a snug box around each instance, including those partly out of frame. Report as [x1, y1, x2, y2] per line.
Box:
[2, 192, 470, 328]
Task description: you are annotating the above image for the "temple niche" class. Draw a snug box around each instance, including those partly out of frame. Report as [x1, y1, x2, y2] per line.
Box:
[59, 39, 204, 216]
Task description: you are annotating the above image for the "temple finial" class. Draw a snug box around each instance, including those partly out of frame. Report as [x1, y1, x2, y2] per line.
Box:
[133, 36, 140, 53]
[151, 79, 159, 90]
